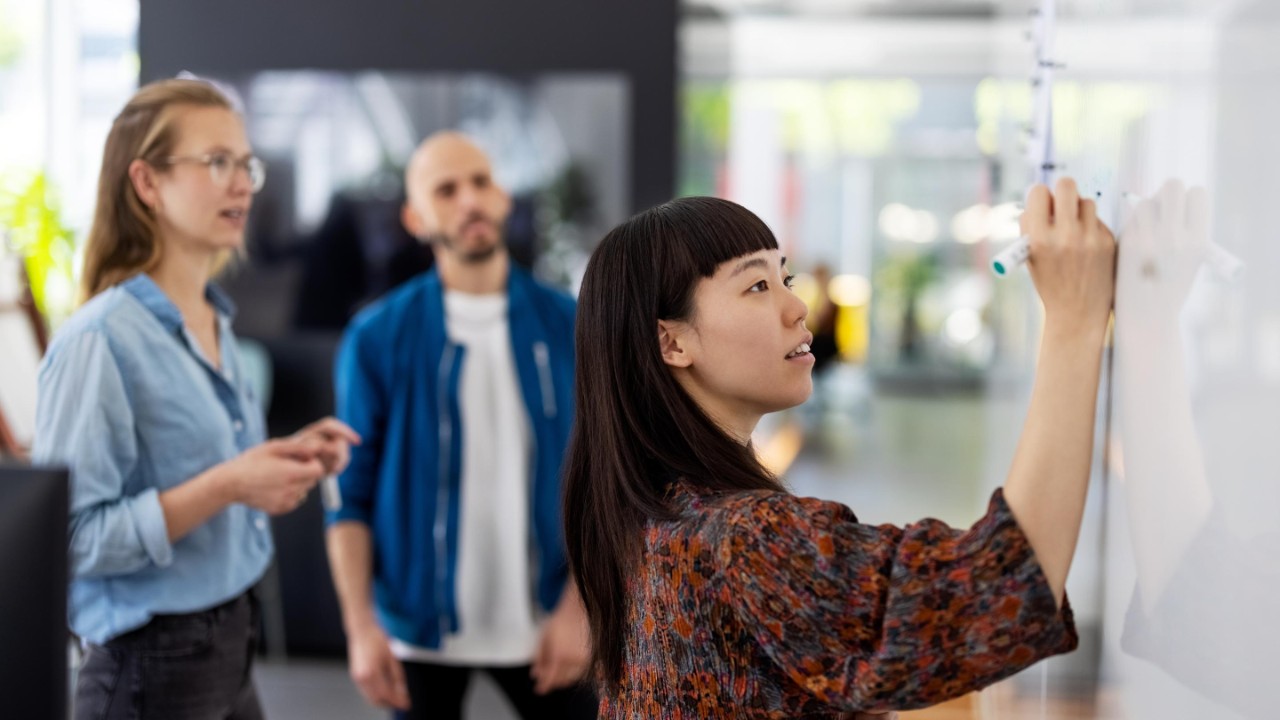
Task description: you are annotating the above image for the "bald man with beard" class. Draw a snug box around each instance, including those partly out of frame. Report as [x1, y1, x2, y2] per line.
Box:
[326, 132, 594, 720]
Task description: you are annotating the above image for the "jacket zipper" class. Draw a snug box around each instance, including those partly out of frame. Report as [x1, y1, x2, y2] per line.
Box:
[533, 341, 556, 419]
[530, 341, 557, 612]
[529, 420, 543, 613]
[434, 342, 456, 640]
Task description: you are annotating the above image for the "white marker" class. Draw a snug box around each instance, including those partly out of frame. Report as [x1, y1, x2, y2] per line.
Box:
[991, 234, 1243, 282]
[320, 474, 342, 511]
[991, 239, 1031, 276]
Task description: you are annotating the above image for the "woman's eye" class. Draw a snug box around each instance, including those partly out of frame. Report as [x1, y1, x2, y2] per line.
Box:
[209, 154, 233, 172]
[783, 274, 796, 289]
[750, 280, 768, 293]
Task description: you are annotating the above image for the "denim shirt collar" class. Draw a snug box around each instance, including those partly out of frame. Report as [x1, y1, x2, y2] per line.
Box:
[120, 273, 238, 333]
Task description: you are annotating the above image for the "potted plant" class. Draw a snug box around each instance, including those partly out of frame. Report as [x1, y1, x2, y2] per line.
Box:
[875, 249, 939, 363]
[0, 172, 76, 330]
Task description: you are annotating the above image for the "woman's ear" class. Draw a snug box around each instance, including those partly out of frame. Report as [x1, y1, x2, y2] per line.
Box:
[128, 159, 161, 213]
[657, 319, 693, 368]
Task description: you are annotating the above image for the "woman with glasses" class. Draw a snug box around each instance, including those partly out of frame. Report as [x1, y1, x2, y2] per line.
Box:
[33, 78, 358, 720]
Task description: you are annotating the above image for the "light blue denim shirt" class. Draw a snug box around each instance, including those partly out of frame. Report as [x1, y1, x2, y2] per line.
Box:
[33, 273, 273, 644]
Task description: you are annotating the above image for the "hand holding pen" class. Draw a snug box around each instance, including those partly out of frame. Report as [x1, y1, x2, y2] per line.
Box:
[1018, 178, 1117, 336]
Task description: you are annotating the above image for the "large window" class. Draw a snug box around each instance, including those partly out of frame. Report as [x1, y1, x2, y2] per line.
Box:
[0, 0, 137, 323]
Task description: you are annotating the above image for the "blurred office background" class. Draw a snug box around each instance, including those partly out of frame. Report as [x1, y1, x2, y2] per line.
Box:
[2, 0, 1277, 718]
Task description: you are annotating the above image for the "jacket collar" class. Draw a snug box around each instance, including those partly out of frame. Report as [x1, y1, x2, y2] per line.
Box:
[423, 263, 536, 324]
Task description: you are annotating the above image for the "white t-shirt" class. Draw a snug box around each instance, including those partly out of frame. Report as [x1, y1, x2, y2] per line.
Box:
[389, 291, 540, 666]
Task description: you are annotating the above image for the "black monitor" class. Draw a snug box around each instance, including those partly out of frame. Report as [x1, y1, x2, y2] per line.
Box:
[0, 463, 69, 719]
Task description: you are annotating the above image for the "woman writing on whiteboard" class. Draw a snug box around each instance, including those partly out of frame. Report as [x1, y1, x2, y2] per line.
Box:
[33, 78, 358, 719]
[563, 179, 1115, 718]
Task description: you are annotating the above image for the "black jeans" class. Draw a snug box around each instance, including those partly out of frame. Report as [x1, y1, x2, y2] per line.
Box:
[74, 591, 263, 720]
[396, 661, 597, 720]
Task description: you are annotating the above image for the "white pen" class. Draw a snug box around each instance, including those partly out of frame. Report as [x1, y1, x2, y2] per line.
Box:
[991, 240, 1031, 277]
[320, 474, 342, 511]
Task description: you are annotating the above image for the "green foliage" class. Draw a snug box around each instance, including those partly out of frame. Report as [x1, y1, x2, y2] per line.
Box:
[875, 249, 939, 300]
[0, 172, 77, 321]
[683, 84, 731, 150]
[679, 84, 731, 197]
[542, 162, 594, 226]
[875, 250, 940, 362]
[0, 3, 22, 68]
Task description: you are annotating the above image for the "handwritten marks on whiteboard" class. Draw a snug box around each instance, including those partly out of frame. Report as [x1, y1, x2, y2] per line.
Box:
[1028, 0, 1058, 187]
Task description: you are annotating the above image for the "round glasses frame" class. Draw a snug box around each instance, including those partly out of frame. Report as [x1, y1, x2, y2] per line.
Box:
[161, 152, 267, 193]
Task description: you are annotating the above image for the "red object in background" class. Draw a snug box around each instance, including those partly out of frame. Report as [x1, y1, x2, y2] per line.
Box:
[780, 157, 801, 259]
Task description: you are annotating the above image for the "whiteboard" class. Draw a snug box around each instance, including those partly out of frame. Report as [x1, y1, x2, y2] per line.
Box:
[992, 1, 1280, 717]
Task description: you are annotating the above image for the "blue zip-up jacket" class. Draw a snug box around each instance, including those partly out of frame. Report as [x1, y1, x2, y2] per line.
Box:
[326, 265, 576, 649]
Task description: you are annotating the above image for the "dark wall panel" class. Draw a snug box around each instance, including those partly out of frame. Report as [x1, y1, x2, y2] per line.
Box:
[139, 0, 678, 213]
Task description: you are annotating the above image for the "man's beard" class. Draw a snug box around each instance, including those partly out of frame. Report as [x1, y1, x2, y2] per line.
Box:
[431, 217, 503, 265]
[441, 238, 500, 265]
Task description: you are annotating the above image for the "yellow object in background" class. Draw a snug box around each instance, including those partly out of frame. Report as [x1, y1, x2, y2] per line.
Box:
[836, 305, 869, 364]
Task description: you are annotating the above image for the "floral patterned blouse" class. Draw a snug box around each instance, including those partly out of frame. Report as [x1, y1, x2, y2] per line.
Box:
[599, 482, 1078, 719]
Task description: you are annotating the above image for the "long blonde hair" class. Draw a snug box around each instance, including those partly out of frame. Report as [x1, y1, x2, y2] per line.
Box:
[80, 79, 236, 302]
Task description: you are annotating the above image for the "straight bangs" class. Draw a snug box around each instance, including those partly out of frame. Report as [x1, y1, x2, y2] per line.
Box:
[654, 196, 779, 279]
[647, 197, 779, 321]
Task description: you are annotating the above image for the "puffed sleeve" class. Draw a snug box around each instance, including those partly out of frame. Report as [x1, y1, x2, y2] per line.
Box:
[720, 489, 1076, 712]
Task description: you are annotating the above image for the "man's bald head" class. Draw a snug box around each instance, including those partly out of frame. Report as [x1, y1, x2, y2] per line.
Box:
[405, 132, 485, 200]
[401, 131, 511, 265]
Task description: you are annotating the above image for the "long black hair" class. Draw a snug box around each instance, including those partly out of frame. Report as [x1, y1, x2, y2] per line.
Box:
[562, 196, 789, 693]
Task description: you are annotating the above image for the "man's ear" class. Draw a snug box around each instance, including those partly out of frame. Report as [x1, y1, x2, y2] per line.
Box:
[657, 319, 693, 368]
[496, 185, 513, 223]
[401, 203, 427, 240]
[128, 159, 161, 212]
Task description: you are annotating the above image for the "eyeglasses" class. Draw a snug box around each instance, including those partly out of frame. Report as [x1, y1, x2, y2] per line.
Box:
[161, 152, 267, 193]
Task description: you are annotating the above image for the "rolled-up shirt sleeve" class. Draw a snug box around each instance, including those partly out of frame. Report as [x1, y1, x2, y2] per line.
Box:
[721, 489, 1077, 712]
[33, 329, 174, 577]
